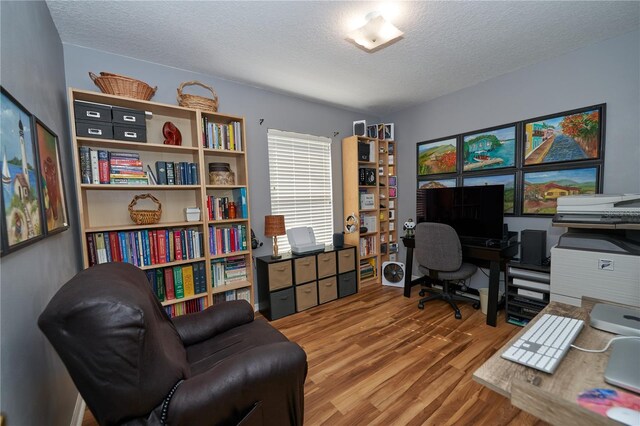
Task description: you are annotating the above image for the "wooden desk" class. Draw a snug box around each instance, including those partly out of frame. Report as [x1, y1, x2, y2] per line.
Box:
[473, 301, 621, 425]
[401, 237, 518, 327]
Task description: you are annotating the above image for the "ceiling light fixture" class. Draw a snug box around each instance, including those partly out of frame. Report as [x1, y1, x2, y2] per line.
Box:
[346, 12, 403, 52]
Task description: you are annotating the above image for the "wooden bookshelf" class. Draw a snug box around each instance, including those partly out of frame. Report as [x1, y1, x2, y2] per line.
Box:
[69, 88, 254, 317]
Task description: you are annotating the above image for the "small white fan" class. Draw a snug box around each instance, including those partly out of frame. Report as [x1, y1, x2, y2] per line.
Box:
[382, 261, 405, 287]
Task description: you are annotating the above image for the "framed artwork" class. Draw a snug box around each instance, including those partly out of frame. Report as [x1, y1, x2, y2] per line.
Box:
[1, 87, 45, 254]
[463, 125, 516, 172]
[464, 173, 516, 214]
[389, 175, 397, 187]
[377, 123, 385, 140]
[522, 167, 599, 215]
[35, 119, 69, 234]
[418, 178, 457, 189]
[389, 187, 397, 198]
[417, 137, 457, 176]
[524, 105, 604, 166]
[384, 123, 394, 140]
[367, 124, 378, 139]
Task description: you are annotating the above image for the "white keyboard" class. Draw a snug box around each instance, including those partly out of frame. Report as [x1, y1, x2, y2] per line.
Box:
[501, 314, 584, 373]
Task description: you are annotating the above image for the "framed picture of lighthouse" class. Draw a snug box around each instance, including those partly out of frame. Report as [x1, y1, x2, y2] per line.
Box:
[35, 119, 68, 235]
[1, 87, 45, 254]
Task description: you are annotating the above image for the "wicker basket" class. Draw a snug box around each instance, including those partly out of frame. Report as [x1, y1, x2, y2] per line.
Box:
[89, 72, 157, 101]
[128, 194, 162, 225]
[177, 81, 219, 112]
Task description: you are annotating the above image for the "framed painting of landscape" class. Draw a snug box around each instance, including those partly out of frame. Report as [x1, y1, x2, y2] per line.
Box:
[462, 125, 516, 172]
[35, 119, 69, 235]
[522, 167, 599, 215]
[523, 105, 604, 166]
[418, 178, 457, 189]
[464, 173, 516, 214]
[1, 87, 44, 254]
[417, 137, 457, 176]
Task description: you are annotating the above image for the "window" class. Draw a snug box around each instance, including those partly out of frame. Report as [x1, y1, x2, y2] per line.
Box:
[267, 129, 333, 253]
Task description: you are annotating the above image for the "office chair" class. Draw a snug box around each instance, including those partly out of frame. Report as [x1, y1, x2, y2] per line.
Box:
[415, 222, 480, 319]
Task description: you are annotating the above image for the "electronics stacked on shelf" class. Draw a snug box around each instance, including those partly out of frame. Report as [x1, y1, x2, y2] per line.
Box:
[70, 88, 254, 318]
[505, 261, 551, 326]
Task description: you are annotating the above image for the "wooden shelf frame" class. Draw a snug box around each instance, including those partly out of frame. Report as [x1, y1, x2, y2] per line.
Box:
[69, 88, 255, 315]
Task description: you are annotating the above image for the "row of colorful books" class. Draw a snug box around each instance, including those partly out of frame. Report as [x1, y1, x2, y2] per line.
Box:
[360, 258, 376, 280]
[164, 297, 208, 318]
[213, 288, 251, 304]
[87, 228, 204, 267]
[79, 148, 149, 185]
[206, 188, 248, 220]
[359, 235, 377, 257]
[209, 225, 247, 255]
[144, 262, 208, 302]
[202, 118, 243, 151]
[211, 256, 248, 287]
[153, 161, 199, 185]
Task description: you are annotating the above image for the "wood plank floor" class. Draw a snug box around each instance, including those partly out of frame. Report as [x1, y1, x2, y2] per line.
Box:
[83, 284, 548, 425]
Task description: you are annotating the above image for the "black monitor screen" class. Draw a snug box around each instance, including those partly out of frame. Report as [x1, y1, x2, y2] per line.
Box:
[417, 185, 504, 241]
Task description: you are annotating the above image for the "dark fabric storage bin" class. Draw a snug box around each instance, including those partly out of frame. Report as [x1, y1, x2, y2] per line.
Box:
[113, 124, 147, 142]
[269, 287, 296, 320]
[338, 271, 357, 298]
[74, 101, 112, 122]
[112, 106, 146, 126]
[76, 120, 113, 139]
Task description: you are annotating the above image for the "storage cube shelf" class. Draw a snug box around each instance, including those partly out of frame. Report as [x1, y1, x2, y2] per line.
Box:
[69, 88, 254, 317]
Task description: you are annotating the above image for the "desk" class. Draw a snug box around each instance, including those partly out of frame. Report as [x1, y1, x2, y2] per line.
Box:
[401, 237, 518, 327]
[473, 301, 621, 425]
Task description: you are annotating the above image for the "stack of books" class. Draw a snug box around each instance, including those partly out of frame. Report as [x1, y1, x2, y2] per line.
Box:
[109, 151, 147, 184]
[360, 258, 376, 280]
[202, 118, 243, 151]
[210, 255, 248, 287]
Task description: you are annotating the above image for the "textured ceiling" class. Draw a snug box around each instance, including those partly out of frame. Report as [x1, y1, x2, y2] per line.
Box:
[47, 1, 639, 116]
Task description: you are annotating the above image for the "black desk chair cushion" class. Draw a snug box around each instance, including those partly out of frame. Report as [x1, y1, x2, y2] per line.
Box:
[415, 223, 479, 319]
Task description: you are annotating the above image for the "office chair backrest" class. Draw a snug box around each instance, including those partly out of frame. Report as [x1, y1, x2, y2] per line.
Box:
[415, 222, 463, 272]
[39, 263, 190, 425]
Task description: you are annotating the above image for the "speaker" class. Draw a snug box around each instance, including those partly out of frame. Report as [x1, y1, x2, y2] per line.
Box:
[358, 142, 370, 161]
[333, 232, 344, 248]
[521, 230, 546, 266]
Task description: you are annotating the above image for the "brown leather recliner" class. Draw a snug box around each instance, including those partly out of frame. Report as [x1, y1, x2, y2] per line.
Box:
[38, 262, 307, 426]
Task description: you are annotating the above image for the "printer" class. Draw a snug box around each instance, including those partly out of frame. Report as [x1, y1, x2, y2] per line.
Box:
[550, 194, 640, 307]
[286, 226, 325, 255]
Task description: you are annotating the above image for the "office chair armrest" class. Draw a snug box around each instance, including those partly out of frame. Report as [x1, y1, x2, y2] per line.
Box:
[172, 300, 254, 345]
[166, 342, 307, 425]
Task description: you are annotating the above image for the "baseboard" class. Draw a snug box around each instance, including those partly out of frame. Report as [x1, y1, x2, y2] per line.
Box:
[70, 394, 85, 426]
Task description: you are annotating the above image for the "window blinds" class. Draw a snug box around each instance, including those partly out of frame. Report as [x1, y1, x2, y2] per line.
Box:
[267, 129, 334, 253]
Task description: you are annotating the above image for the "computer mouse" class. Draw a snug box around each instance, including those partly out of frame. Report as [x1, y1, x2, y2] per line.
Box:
[606, 407, 640, 426]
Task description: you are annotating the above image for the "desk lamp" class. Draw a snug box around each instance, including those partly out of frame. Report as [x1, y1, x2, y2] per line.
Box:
[265, 215, 286, 259]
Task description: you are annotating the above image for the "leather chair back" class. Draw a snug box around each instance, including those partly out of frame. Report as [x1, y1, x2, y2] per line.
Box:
[39, 263, 189, 425]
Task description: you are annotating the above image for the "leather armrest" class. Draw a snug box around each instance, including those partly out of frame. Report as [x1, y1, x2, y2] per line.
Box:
[166, 342, 307, 426]
[171, 300, 254, 346]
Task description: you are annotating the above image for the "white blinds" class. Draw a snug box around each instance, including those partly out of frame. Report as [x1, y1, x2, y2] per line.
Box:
[267, 129, 334, 253]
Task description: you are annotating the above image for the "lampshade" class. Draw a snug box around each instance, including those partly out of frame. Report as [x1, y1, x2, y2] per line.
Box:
[264, 215, 286, 237]
[346, 12, 403, 52]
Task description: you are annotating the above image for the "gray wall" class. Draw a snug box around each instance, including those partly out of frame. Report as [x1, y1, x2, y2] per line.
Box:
[386, 30, 640, 286]
[62, 44, 379, 290]
[0, 1, 81, 425]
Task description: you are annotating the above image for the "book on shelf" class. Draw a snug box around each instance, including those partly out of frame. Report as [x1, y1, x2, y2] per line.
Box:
[211, 255, 248, 287]
[359, 258, 377, 279]
[203, 120, 243, 151]
[359, 192, 375, 210]
[90, 150, 99, 184]
[164, 297, 207, 318]
[208, 224, 247, 255]
[206, 188, 248, 220]
[166, 162, 175, 185]
[182, 264, 195, 297]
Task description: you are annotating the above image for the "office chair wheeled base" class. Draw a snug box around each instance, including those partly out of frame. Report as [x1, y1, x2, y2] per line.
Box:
[417, 281, 480, 320]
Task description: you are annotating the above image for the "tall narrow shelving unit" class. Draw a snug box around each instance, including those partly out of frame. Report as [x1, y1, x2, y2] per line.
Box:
[342, 135, 380, 286]
[378, 139, 398, 264]
[69, 88, 253, 317]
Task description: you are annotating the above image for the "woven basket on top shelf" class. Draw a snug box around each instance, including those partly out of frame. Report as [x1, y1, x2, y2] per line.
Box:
[177, 81, 219, 112]
[128, 194, 162, 225]
[89, 72, 157, 101]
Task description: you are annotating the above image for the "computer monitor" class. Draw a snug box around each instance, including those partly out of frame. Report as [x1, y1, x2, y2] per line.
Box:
[416, 185, 505, 241]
